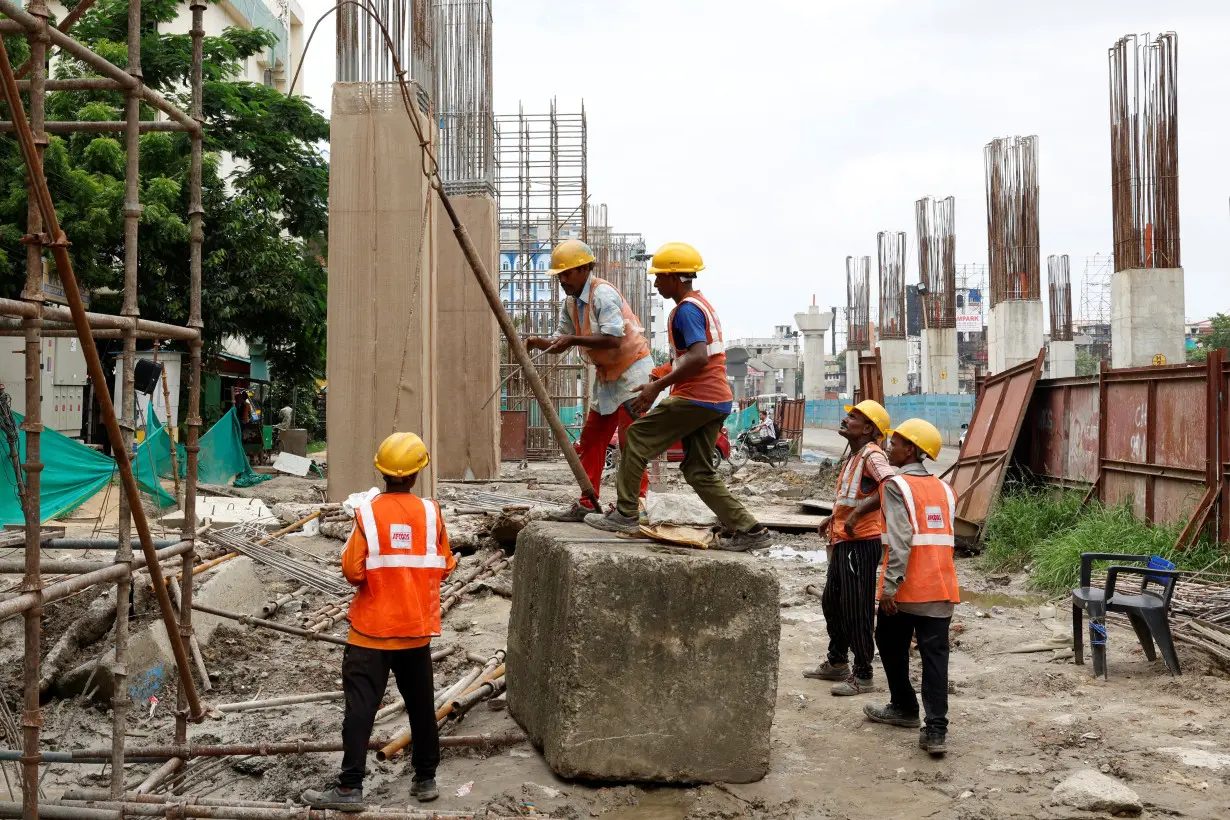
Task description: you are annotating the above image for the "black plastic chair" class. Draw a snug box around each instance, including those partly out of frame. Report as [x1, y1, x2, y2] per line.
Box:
[1072, 553, 1183, 678]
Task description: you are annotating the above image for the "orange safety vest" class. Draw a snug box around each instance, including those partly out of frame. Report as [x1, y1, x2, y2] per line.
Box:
[877, 474, 960, 604]
[830, 441, 888, 543]
[567, 277, 651, 382]
[347, 494, 453, 639]
[666, 292, 733, 405]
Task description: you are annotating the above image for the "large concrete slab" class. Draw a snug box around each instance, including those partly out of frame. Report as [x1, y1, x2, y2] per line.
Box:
[878, 338, 908, 396]
[436, 193, 500, 480]
[1111, 267, 1185, 368]
[327, 82, 438, 501]
[988, 300, 1044, 374]
[508, 522, 780, 784]
[1048, 339, 1076, 379]
[921, 328, 958, 393]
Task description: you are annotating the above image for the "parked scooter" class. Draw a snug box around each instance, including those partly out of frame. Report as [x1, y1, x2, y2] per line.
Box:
[728, 429, 791, 469]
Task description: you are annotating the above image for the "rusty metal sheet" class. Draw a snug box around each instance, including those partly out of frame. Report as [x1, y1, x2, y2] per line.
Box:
[1022, 377, 1100, 486]
[857, 350, 884, 405]
[777, 399, 805, 450]
[943, 350, 1045, 538]
[500, 410, 528, 461]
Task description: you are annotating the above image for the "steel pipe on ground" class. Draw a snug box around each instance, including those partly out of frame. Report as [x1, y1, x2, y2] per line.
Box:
[190, 602, 348, 646]
[55, 797, 491, 820]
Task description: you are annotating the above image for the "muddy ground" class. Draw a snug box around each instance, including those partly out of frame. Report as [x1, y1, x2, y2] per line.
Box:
[3, 460, 1230, 819]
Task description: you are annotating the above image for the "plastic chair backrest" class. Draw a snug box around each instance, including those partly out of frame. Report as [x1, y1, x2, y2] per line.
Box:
[1145, 555, 1177, 591]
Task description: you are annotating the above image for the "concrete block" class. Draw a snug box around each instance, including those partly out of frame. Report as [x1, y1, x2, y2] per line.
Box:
[988, 300, 1044, 373]
[921, 328, 958, 393]
[878, 338, 908, 396]
[1111, 267, 1185, 368]
[62, 556, 268, 705]
[162, 496, 274, 529]
[846, 349, 861, 396]
[508, 522, 780, 784]
[1047, 339, 1076, 379]
[794, 306, 831, 402]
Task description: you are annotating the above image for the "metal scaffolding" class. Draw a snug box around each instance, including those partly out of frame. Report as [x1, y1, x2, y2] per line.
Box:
[846, 256, 871, 351]
[1048, 254, 1073, 341]
[1079, 254, 1114, 324]
[877, 231, 906, 340]
[495, 101, 588, 459]
[0, 0, 208, 814]
[434, 0, 493, 195]
[984, 136, 1041, 304]
[606, 232, 651, 333]
[915, 196, 957, 329]
[1109, 32, 1179, 271]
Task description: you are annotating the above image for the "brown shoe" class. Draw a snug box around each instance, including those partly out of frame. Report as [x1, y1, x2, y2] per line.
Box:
[803, 661, 850, 681]
[830, 675, 874, 696]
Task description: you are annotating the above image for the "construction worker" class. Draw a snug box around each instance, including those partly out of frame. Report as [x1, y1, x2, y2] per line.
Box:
[524, 239, 653, 520]
[864, 418, 959, 757]
[584, 242, 770, 550]
[301, 433, 456, 810]
[804, 399, 893, 695]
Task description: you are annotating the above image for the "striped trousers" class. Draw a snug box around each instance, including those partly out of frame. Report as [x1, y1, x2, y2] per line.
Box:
[821, 537, 882, 681]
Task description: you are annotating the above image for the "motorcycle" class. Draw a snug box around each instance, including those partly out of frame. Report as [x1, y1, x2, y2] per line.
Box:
[728, 429, 791, 470]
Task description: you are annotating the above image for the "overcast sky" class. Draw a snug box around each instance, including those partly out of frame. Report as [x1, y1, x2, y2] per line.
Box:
[300, 0, 1230, 338]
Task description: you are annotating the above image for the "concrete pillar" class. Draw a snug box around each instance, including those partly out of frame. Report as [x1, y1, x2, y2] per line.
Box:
[988, 300, 1044, 373]
[762, 352, 799, 399]
[846, 349, 861, 397]
[436, 193, 499, 479]
[794, 306, 832, 402]
[1048, 339, 1076, 379]
[878, 339, 908, 396]
[327, 82, 438, 501]
[725, 346, 749, 402]
[1111, 267, 1185, 368]
[921, 329, 958, 394]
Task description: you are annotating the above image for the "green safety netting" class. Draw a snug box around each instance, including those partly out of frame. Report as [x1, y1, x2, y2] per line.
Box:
[0, 412, 115, 525]
[134, 404, 180, 508]
[139, 405, 270, 488]
[724, 403, 760, 437]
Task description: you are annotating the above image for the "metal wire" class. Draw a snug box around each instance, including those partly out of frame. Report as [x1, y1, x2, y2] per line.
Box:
[205, 524, 350, 597]
[877, 231, 906, 340]
[336, 0, 434, 103]
[984, 136, 1040, 305]
[1047, 254, 1073, 341]
[915, 196, 957, 329]
[434, 0, 493, 194]
[1109, 32, 1179, 271]
[845, 256, 870, 351]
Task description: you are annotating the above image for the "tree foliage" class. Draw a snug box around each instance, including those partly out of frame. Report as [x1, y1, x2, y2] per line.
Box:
[0, 0, 329, 387]
[1184, 314, 1230, 363]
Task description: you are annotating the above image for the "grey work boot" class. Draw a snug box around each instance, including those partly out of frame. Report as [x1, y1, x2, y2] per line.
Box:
[300, 786, 364, 812]
[715, 527, 773, 552]
[919, 730, 948, 756]
[863, 702, 922, 728]
[830, 675, 875, 696]
[803, 661, 850, 681]
[410, 777, 439, 803]
[584, 508, 640, 535]
[546, 503, 595, 523]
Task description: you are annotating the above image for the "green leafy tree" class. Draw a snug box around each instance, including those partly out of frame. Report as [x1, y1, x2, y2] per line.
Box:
[1076, 348, 1100, 377]
[1185, 314, 1230, 363]
[0, 0, 328, 388]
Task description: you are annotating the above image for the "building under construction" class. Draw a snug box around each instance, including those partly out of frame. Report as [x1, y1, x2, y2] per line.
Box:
[916, 196, 959, 393]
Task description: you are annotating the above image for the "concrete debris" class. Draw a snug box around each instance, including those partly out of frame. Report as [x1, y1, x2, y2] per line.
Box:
[272, 452, 314, 477]
[643, 491, 719, 527]
[1050, 770, 1142, 815]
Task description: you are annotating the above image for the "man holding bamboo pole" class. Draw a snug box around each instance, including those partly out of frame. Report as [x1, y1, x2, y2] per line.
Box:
[301, 432, 456, 810]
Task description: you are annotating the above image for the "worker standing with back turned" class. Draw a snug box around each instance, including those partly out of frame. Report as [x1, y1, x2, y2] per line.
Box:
[804, 399, 893, 695]
[585, 242, 770, 550]
[524, 239, 653, 520]
[301, 433, 456, 810]
[864, 418, 959, 756]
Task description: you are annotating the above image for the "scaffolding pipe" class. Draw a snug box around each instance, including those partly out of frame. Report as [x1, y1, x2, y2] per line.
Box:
[43, 539, 180, 550]
[14, 78, 123, 91]
[189, 602, 348, 646]
[0, 121, 192, 133]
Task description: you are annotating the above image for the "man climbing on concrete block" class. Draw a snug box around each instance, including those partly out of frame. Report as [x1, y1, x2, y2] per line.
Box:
[584, 241, 770, 551]
[524, 239, 653, 521]
[864, 418, 959, 757]
[301, 432, 456, 810]
[804, 399, 893, 696]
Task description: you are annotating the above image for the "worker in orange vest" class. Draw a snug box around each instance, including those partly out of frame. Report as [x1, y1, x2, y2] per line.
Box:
[301, 433, 456, 810]
[525, 239, 653, 520]
[804, 399, 894, 695]
[863, 418, 959, 757]
[584, 242, 770, 550]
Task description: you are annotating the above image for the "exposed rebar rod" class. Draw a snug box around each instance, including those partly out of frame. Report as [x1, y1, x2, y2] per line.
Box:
[1047, 254, 1073, 341]
[876, 231, 907, 340]
[915, 196, 957, 329]
[844, 256, 870, 351]
[0, 35, 205, 725]
[984, 136, 1041, 305]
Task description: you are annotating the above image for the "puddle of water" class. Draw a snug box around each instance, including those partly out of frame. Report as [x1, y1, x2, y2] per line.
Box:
[601, 791, 689, 820]
[959, 586, 1043, 609]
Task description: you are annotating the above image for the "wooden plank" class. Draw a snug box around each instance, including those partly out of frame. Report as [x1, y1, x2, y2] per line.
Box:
[745, 507, 828, 531]
[795, 499, 833, 515]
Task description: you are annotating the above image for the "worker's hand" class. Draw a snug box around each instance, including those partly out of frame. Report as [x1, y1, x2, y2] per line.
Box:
[524, 336, 549, 351]
[843, 509, 860, 539]
[545, 335, 573, 354]
[880, 592, 898, 616]
[816, 514, 831, 537]
[630, 381, 662, 414]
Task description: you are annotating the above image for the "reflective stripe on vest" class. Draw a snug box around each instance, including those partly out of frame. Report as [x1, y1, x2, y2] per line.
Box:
[835, 447, 873, 508]
[888, 474, 957, 548]
[567, 279, 651, 382]
[879, 473, 960, 604]
[676, 295, 726, 358]
[358, 496, 448, 570]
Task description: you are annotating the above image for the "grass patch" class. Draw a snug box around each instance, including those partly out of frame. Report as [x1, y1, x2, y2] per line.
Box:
[307, 440, 327, 454]
[982, 486, 1230, 595]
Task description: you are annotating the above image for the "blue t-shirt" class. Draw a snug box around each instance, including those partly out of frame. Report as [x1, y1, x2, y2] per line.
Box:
[671, 302, 733, 415]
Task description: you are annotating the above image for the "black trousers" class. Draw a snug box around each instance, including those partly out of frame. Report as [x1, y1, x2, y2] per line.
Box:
[340, 643, 439, 788]
[875, 610, 950, 734]
[821, 538, 882, 681]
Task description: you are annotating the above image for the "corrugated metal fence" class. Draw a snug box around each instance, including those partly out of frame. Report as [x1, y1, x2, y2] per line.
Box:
[805, 394, 977, 445]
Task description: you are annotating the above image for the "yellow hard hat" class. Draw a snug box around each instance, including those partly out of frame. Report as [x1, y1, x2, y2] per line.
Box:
[374, 432, 430, 478]
[890, 418, 943, 460]
[842, 399, 891, 438]
[648, 242, 705, 275]
[548, 239, 596, 275]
